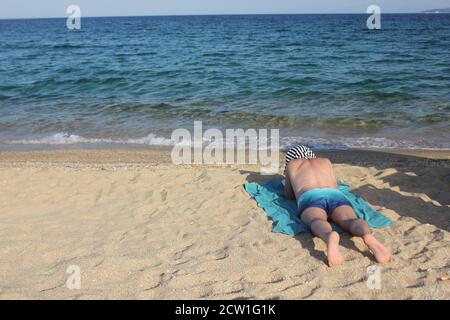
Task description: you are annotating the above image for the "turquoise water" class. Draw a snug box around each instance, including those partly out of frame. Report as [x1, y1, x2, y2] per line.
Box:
[0, 14, 449, 150]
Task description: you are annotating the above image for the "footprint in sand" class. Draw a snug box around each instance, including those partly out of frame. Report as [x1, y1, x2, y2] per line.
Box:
[129, 173, 142, 184]
[93, 189, 103, 205]
[160, 190, 167, 202]
[106, 181, 117, 196]
[195, 170, 211, 182]
[138, 273, 162, 291]
[177, 231, 189, 241]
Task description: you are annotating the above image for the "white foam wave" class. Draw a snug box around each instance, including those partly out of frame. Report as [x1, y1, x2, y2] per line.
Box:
[6, 132, 175, 146]
[281, 136, 450, 151]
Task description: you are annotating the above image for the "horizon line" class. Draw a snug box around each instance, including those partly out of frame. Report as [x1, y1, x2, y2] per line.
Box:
[0, 12, 447, 21]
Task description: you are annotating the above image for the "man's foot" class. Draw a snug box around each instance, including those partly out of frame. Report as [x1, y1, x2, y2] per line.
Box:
[327, 231, 344, 267]
[363, 234, 393, 263]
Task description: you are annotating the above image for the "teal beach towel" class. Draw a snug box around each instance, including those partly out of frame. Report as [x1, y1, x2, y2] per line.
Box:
[244, 179, 393, 236]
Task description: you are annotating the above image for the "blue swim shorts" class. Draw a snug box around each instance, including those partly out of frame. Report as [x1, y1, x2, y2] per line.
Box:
[297, 188, 352, 217]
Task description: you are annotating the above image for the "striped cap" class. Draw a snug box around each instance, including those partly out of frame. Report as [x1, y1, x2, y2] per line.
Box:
[285, 145, 316, 166]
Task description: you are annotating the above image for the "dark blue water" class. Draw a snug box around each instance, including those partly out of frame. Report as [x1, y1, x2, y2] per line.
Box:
[0, 14, 449, 150]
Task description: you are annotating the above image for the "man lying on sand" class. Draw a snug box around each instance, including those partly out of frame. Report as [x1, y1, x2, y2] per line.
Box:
[283, 145, 393, 267]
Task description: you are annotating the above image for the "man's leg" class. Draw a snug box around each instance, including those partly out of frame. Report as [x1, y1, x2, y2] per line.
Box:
[301, 207, 344, 267]
[330, 205, 392, 263]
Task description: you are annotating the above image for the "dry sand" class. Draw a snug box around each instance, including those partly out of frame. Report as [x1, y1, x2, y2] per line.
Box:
[0, 148, 449, 299]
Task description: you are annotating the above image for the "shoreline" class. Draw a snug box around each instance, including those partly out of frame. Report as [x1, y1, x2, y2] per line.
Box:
[1, 146, 449, 163]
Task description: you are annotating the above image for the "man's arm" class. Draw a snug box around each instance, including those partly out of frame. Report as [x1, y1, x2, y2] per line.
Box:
[284, 170, 296, 200]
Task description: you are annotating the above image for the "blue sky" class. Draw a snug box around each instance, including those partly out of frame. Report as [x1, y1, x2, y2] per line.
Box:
[1, 0, 450, 19]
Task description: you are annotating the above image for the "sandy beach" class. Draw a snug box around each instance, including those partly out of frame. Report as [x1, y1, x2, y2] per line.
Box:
[0, 148, 449, 299]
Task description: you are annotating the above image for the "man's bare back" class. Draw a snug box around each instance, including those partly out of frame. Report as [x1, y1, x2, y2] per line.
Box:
[284, 158, 339, 200]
